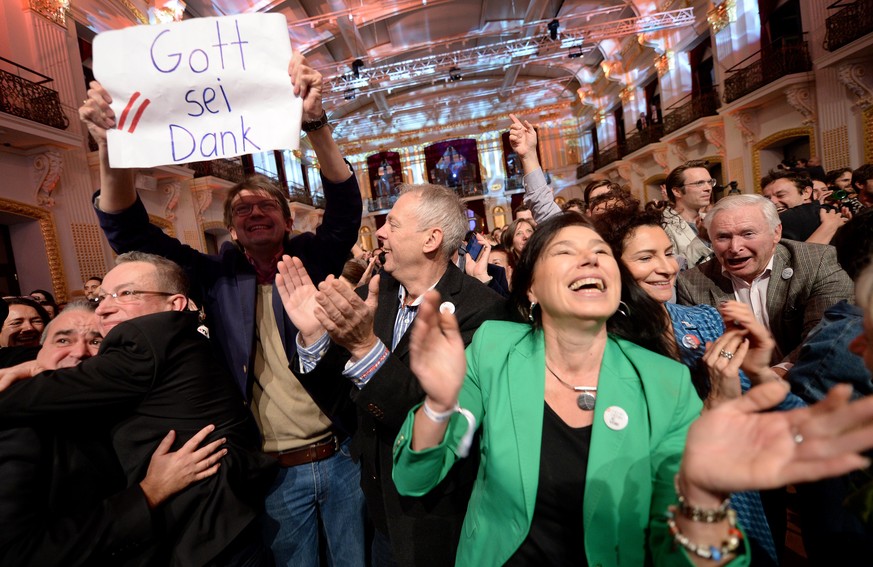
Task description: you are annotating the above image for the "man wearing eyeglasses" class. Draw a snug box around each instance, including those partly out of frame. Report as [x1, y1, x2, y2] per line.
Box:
[0, 252, 277, 565]
[661, 160, 716, 268]
[0, 300, 232, 565]
[80, 52, 365, 566]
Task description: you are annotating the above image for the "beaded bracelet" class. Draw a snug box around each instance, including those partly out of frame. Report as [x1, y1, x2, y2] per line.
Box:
[674, 474, 731, 523]
[422, 399, 457, 422]
[666, 506, 742, 562]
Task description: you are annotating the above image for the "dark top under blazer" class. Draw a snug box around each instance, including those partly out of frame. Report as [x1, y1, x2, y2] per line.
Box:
[296, 263, 512, 567]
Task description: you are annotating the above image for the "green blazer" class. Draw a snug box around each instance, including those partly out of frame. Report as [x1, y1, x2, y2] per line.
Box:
[393, 321, 749, 567]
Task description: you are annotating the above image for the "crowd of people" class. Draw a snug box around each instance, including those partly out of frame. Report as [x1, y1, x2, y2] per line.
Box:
[1, 50, 873, 567]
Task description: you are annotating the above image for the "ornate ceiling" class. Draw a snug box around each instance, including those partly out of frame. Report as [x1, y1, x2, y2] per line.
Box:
[71, 0, 696, 152]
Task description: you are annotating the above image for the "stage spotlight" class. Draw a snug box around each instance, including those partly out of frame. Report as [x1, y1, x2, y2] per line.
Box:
[548, 20, 559, 40]
[352, 59, 364, 78]
[449, 67, 462, 81]
[344, 88, 356, 100]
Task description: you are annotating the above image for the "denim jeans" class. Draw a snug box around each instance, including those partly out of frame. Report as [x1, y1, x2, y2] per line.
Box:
[262, 438, 366, 567]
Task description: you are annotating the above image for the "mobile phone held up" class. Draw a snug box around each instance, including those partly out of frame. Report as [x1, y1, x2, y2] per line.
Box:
[466, 234, 484, 262]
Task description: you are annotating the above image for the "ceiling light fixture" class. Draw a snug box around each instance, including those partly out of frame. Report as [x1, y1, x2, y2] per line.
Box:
[548, 19, 559, 40]
[352, 58, 365, 78]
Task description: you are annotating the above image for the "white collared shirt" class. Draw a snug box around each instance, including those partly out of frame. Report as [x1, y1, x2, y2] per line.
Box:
[723, 255, 775, 332]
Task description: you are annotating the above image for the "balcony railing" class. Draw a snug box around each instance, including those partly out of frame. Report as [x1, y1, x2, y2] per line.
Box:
[621, 123, 665, 155]
[662, 91, 720, 135]
[189, 158, 245, 183]
[368, 194, 399, 212]
[576, 160, 594, 179]
[288, 183, 323, 208]
[724, 41, 812, 103]
[594, 144, 620, 169]
[505, 174, 524, 192]
[0, 56, 69, 130]
[457, 181, 486, 198]
[824, 1, 873, 51]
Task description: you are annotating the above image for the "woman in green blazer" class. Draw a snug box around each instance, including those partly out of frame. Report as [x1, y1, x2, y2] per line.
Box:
[392, 213, 873, 566]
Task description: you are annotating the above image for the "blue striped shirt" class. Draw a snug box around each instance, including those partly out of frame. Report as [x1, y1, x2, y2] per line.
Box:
[297, 282, 435, 388]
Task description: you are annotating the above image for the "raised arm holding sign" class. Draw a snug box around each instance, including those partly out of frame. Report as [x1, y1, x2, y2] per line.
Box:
[90, 13, 300, 168]
[81, 36, 365, 565]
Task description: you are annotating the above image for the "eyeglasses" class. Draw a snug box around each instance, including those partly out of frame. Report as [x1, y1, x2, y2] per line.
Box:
[231, 200, 281, 217]
[96, 290, 175, 304]
[684, 179, 717, 189]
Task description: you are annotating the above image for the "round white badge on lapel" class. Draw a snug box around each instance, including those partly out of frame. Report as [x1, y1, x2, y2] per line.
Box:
[439, 301, 456, 315]
[781, 268, 794, 280]
[603, 406, 629, 431]
[682, 334, 701, 350]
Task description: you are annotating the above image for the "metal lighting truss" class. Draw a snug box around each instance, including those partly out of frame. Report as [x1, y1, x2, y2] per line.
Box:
[325, 8, 694, 101]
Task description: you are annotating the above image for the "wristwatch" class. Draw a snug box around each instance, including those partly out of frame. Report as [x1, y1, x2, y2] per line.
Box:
[301, 110, 329, 133]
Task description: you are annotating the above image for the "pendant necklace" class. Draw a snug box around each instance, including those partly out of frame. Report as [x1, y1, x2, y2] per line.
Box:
[545, 363, 597, 411]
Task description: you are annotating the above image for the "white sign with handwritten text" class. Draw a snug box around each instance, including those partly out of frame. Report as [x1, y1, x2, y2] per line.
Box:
[94, 13, 300, 168]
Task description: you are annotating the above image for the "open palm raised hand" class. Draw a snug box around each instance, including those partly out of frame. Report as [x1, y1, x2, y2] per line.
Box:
[409, 291, 467, 410]
[682, 382, 873, 496]
[275, 255, 324, 344]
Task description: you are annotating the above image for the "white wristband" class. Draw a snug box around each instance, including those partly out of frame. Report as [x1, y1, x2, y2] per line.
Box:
[422, 399, 457, 422]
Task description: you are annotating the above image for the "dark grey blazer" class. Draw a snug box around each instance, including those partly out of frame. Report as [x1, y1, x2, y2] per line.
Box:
[676, 239, 854, 363]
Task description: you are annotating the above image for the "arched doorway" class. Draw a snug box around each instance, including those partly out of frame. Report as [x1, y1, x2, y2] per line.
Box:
[0, 199, 67, 301]
[752, 127, 815, 192]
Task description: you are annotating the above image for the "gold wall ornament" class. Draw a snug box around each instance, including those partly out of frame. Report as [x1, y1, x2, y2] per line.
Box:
[865, 106, 873, 164]
[29, 0, 69, 26]
[752, 127, 815, 192]
[0, 197, 68, 302]
[149, 214, 177, 238]
[655, 54, 670, 77]
[619, 87, 634, 104]
[117, 0, 149, 24]
[707, 0, 735, 34]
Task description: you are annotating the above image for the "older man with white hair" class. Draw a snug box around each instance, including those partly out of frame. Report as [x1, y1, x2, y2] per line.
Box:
[277, 183, 511, 567]
[676, 194, 854, 370]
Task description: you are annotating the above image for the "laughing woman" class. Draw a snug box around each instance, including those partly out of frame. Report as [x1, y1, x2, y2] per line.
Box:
[594, 206, 810, 565]
[392, 213, 873, 567]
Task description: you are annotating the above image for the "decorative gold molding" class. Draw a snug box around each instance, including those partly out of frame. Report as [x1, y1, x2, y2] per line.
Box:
[29, 0, 68, 26]
[865, 106, 873, 164]
[752, 127, 815, 193]
[707, 0, 735, 34]
[655, 54, 670, 77]
[619, 87, 634, 104]
[117, 0, 148, 24]
[337, 101, 573, 154]
[149, 214, 176, 238]
[0, 198, 68, 302]
[201, 220, 227, 232]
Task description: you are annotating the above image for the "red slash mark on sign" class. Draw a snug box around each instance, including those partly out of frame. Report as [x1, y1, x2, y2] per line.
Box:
[117, 91, 151, 134]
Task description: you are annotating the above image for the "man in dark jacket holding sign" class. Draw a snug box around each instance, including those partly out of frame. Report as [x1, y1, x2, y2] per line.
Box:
[80, 49, 365, 565]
